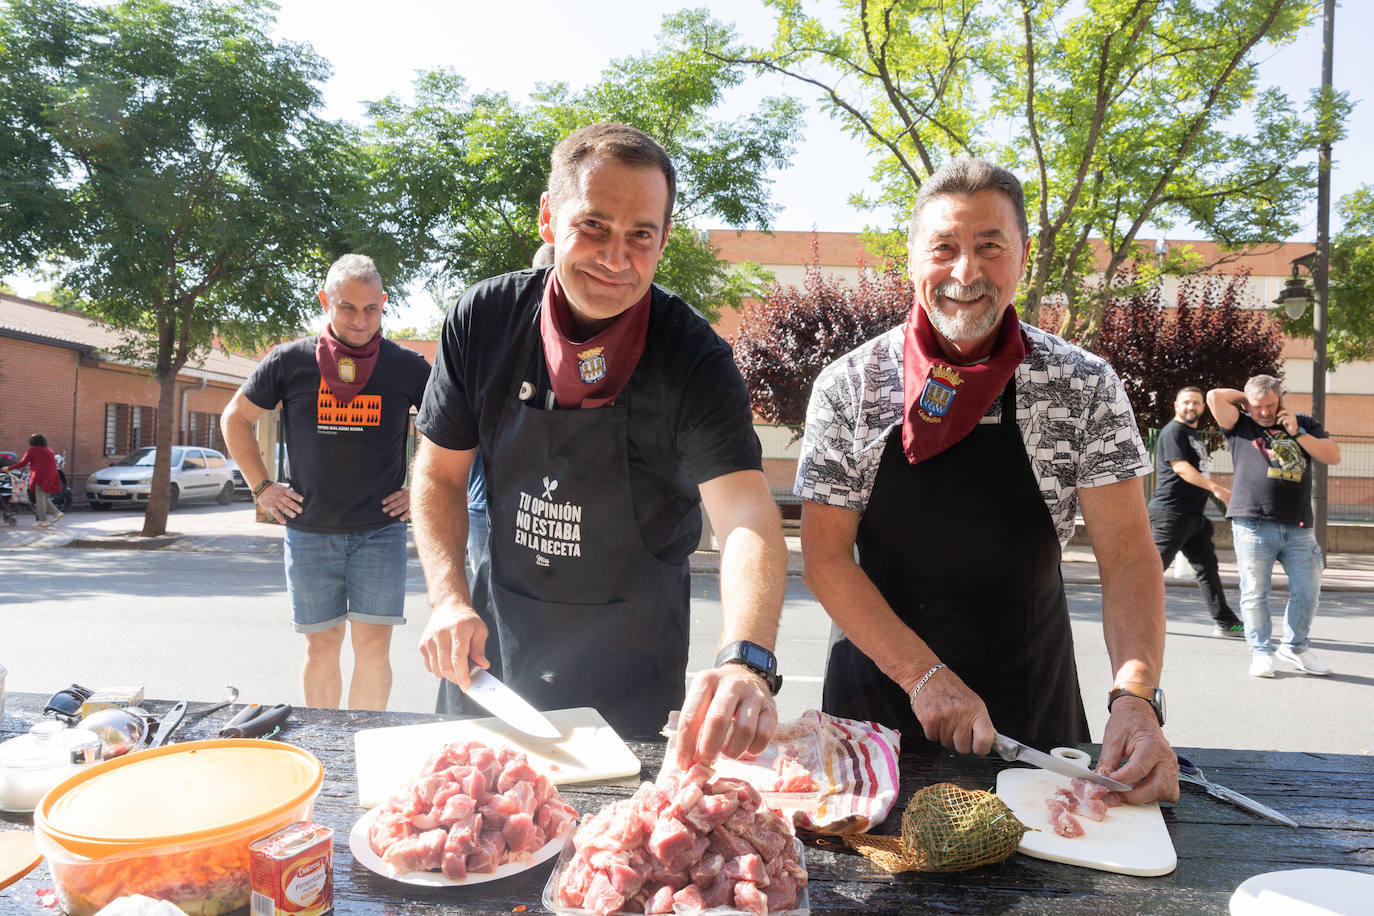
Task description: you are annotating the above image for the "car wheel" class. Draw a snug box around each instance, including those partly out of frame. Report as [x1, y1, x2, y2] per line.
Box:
[216, 481, 233, 505]
[168, 484, 180, 510]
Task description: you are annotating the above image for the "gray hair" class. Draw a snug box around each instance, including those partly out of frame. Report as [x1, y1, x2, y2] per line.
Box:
[548, 123, 676, 232]
[532, 242, 555, 268]
[323, 254, 382, 300]
[1244, 375, 1283, 400]
[907, 157, 1029, 253]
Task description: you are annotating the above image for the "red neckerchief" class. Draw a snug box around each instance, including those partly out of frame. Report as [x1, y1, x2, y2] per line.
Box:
[901, 303, 1027, 465]
[315, 325, 381, 406]
[539, 268, 651, 409]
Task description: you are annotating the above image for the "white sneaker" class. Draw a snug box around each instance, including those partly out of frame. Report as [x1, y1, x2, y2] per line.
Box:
[50, 510, 64, 522]
[1276, 645, 1332, 676]
[1249, 654, 1275, 678]
[34, 520, 52, 529]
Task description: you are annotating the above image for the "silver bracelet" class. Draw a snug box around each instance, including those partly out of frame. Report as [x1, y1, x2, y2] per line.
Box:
[909, 664, 946, 703]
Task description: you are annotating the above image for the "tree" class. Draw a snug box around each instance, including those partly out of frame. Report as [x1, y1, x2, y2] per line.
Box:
[1078, 266, 1285, 437]
[366, 24, 803, 320]
[733, 235, 911, 436]
[675, 1, 1344, 340]
[0, 0, 407, 536]
[1277, 185, 1374, 367]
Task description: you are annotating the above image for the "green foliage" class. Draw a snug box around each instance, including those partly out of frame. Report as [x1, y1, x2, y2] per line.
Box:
[0, 0, 401, 534]
[687, 0, 1343, 341]
[1076, 266, 1285, 437]
[1278, 186, 1374, 366]
[733, 235, 910, 435]
[366, 18, 802, 319]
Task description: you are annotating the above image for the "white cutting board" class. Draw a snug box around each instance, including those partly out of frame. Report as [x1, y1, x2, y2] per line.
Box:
[1231, 868, 1374, 915]
[996, 768, 1177, 876]
[354, 707, 641, 808]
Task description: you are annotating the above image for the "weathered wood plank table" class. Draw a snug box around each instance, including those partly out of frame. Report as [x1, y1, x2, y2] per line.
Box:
[2, 693, 1371, 914]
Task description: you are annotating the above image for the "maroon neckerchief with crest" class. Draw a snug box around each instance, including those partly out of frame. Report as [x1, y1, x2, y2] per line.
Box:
[315, 325, 381, 406]
[901, 302, 1027, 465]
[539, 268, 651, 409]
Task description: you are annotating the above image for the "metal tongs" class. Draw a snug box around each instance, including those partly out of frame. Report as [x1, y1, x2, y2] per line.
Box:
[1177, 755, 1298, 827]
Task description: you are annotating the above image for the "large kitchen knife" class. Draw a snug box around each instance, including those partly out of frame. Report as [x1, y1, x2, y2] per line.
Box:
[992, 734, 1133, 791]
[463, 667, 561, 739]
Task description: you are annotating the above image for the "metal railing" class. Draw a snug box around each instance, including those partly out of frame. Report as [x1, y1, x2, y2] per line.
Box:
[1145, 429, 1374, 523]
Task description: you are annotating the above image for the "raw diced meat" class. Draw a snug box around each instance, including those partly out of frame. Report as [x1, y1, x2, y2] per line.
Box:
[1045, 797, 1085, 838]
[1077, 796, 1109, 822]
[498, 756, 541, 792]
[1053, 787, 1080, 812]
[555, 764, 808, 915]
[380, 827, 445, 875]
[724, 853, 769, 885]
[368, 740, 574, 880]
[672, 884, 706, 914]
[734, 879, 768, 915]
[774, 754, 819, 793]
[583, 872, 627, 915]
[647, 816, 698, 872]
[1072, 777, 1125, 807]
[643, 883, 676, 914]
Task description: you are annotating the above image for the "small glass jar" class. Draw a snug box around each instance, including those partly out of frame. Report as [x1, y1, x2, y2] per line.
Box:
[0, 720, 102, 813]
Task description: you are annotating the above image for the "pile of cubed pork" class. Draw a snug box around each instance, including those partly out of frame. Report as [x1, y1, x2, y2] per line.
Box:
[554, 763, 808, 915]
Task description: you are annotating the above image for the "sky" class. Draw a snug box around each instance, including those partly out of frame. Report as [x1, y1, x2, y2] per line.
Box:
[6, 0, 1370, 331]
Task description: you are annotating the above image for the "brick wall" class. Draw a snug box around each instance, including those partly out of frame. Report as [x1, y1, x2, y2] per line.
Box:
[0, 337, 81, 464]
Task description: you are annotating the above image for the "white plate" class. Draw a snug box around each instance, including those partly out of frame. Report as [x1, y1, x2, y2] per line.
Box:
[349, 803, 572, 887]
[1231, 868, 1374, 915]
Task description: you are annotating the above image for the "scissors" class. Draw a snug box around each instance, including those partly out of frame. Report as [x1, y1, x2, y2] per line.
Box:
[1177, 755, 1298, 827]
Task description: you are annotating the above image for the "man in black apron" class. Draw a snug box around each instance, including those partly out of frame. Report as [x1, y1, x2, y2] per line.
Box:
[795, 158, 1178, 803]
[410, 124, 787, 769]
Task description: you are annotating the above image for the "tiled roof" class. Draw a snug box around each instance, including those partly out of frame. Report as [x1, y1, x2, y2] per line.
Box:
[0, 293, 260, 382]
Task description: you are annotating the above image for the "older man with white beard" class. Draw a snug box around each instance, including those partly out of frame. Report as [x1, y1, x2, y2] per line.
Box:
[795, 158, 1178, 803]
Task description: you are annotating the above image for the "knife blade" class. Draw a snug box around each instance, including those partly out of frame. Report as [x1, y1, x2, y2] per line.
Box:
[1201, 780, 1299, 827]
[992, 734, 1133, 791]
[464, 667, 561, 739]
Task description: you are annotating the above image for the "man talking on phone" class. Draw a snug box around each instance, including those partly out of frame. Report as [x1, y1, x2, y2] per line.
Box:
[1207, 375, 1342, 678]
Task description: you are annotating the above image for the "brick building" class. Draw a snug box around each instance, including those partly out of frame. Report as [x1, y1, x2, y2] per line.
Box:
[0, 294, 259, 498]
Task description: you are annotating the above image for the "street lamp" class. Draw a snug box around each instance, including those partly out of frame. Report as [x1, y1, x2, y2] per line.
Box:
[1272, 253, 1315, 320]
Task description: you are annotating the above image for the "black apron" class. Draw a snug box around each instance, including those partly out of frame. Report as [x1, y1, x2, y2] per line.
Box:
[446, 315, 691, 735]
[821, 382, 1089, 749]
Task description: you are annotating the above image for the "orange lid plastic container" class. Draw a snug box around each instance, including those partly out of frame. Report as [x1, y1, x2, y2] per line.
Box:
[33, 739, 323, 916]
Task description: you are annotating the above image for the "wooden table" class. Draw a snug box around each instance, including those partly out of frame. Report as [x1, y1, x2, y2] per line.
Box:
[3, 693, 1372, 914]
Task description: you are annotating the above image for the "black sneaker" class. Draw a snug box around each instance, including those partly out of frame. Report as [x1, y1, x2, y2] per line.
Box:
[1212, 620, 1245, 638]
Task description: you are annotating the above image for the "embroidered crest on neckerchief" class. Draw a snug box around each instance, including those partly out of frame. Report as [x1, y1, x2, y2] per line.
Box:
[337, 356, 356, 383]
[918, 364, 963, 423]
[578, 347, 607, 384]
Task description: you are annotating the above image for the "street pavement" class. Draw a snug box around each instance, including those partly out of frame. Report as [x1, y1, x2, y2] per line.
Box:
[2, 502, 1371, 756]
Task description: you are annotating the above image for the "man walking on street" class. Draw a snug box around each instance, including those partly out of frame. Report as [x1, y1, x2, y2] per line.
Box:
[1148, 387, 1245, 637]
[1208, 376, 1342, 678]
[221, 254, 432, 709]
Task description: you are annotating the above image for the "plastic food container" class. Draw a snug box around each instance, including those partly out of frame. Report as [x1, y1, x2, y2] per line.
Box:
[33, 739, 323, 916]
[0, 720, 101, 813]
[542, 836, 810, 916]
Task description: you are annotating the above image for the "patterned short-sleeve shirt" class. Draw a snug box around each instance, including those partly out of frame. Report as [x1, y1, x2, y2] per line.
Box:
[794, 322, 1150, 546]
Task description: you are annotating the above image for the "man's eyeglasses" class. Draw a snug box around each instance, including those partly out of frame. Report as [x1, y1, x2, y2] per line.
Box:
[43, 684, 94, 724]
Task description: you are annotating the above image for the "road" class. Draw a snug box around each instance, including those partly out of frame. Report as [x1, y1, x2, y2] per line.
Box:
[2, 547, 1370, 755]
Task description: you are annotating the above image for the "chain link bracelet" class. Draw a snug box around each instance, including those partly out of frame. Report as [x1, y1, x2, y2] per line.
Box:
[909, 663, 946, 704]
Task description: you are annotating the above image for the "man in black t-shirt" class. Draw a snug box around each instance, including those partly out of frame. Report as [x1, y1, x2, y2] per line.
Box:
[1208, 375, 1342, 678]
[411, 124, 786, 768]
[1147, 386, 1243, 636]
[222, 254, 432, 710]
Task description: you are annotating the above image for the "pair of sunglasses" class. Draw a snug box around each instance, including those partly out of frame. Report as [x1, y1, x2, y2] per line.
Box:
[43, 684, 94, 724]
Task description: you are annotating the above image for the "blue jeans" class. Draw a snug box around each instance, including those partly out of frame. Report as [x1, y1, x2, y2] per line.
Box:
[1231, 518, 1323, 655]
[283, 522, 409, 633]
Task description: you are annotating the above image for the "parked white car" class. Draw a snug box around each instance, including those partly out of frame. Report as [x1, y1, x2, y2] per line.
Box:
[86, 446, 235, 510]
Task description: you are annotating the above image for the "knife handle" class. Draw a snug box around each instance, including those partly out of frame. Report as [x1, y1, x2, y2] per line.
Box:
[219, 703, 292, 738]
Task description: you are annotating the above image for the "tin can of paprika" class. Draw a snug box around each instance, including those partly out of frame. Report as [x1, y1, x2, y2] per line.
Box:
[249, 821, 333, 916]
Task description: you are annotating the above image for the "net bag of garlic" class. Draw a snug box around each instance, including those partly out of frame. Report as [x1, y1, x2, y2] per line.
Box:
[842, 782, 1029, 873]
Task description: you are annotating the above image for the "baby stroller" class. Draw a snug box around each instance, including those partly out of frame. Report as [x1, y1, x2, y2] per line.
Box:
[1, 468, 34, 526]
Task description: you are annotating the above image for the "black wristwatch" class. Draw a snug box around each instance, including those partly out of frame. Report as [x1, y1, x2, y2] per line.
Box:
[715, 640, 782, 695]
[1108, 682, 1166, 726]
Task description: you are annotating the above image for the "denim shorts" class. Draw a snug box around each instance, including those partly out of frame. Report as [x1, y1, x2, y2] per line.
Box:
[284, 522, 409, 634]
